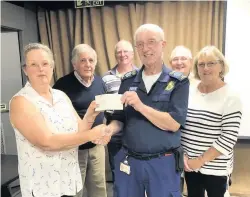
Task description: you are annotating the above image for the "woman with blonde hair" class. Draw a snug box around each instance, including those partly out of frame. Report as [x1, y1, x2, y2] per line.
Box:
[181, 46, 242, 197]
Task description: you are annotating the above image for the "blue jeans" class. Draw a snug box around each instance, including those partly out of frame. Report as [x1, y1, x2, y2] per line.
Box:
[114, 148, 181, 197]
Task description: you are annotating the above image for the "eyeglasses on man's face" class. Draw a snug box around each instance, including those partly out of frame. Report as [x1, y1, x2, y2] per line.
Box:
[172, 56, 189, 62]
[197, 60, 222, 68]
[135, 39, 162, 50]
[115, 50, 131, 56]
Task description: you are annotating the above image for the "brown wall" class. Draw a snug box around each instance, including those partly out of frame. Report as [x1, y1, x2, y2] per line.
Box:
[230, 140, 250, 195]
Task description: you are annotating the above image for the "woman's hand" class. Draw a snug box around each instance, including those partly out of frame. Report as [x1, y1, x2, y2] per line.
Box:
[84, 101, 100, 123]
[187, 156, 205, 171]
[184, 154, 193, 172]
[92, 125, 112, 145]
[88, 124, 107, 141]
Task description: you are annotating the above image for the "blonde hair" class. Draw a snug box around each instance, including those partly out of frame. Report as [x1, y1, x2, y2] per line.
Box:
[24, 43, 55, 67]
[193, 46, 229, 80]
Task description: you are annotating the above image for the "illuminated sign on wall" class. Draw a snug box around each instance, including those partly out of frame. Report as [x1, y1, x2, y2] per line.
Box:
[75, 0, 104, 8]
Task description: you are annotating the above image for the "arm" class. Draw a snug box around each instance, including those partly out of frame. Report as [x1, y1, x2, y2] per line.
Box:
[106, 79, 127, 135]
[61, 91, 100, 132]
[92, 120, 124, 145]
[212, 96, 242, 156]
[108, 120, 124, 135]
[138, 106, 180, 131]
[188, 95, 242, 169]
[10, 96, 105, 151]
[77, 101, 100, 132]
[198, 147, 222, 164]
[122, 79, 190, 132]
[53, 80, 95, 132]
[187, 147, 222, 170]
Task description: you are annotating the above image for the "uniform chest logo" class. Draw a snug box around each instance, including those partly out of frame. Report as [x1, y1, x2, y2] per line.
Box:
[165, 81, 175, 91]
[129, 87, 138, 91]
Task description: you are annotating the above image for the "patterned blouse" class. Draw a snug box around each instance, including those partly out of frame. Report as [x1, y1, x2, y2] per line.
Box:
[10, 82, 82, 197]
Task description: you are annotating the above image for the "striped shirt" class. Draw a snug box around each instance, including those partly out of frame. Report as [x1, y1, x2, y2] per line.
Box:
[181, 84, 242, 176]
[102, 65, 138, 94]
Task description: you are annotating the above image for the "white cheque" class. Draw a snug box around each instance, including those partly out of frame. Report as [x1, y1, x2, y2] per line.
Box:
[95, 94, 123, 111]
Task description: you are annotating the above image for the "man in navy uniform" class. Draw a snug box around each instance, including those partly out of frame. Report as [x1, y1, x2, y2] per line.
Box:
[103, 24, 190, 197]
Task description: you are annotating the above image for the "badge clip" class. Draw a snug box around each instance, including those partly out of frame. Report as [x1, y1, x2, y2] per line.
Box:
[120, 156, 130, 175]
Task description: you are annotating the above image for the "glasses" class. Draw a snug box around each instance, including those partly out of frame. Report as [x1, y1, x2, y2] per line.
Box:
[172, 56, 189, 62]
[135, 39, 162, 50]
[197, 60, 222, 68]
[115, 50, 132, 55]
[27, 62, 52, 68]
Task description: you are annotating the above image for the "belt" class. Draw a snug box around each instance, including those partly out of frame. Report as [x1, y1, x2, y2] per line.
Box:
[124, 147, 176, 160]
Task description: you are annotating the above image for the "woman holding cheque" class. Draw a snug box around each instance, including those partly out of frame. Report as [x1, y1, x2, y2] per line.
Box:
[9, 43, 107, 197]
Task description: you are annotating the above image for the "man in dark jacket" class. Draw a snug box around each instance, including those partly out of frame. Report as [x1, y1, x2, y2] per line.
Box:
[54, 44, 107, 197]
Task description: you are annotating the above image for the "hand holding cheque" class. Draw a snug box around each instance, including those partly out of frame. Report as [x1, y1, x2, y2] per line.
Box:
[92, 94, 123, 145]
[92, 92, 143, 145]
[95, 91, 143, 112]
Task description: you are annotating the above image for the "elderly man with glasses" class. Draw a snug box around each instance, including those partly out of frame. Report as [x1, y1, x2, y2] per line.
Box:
[101, 24, 190, 197]
[169, 45, 193, 76]
[102, 40, 138, 183]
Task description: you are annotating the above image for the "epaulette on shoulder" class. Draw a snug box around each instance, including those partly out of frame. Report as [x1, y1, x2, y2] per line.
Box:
[122, 70, 137, 81]
[169, 71, 187, 81]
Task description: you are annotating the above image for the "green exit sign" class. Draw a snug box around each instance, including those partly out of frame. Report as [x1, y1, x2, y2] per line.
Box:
[75, 0, 104, 8]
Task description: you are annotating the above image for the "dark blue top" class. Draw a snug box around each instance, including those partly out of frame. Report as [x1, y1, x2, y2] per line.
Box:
[111, 65, 189, 154]
[53, 71, 105, 150]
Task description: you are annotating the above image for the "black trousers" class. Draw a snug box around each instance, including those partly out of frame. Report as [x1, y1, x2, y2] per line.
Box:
[185, 171, 227, 197]
[107, 141, 122, 182]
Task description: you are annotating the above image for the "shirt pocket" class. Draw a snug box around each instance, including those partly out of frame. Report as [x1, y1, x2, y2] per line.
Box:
[152, 93, 171, 111]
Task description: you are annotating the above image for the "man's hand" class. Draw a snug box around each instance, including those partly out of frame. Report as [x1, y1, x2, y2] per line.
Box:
[93, 134, 111, 145]
[84, 101, 100, 122]
[92, 125, 112, 145]
[121, 91, 144, 112]
[184, 154, 193, 172]
[187, 156, 205, 171]
[88, 124, 107, 141]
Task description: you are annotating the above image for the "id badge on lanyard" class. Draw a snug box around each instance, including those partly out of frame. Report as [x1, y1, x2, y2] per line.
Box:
[120, 156, 130, 175]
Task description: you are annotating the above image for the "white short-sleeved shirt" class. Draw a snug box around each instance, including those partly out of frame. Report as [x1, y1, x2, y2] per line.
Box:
[10, 82, 82, 197]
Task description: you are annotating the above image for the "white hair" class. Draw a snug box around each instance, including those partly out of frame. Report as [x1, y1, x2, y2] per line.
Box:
[114, 40, 134, 53]
[170, 45, 192, 60]
[71, 44, 97, 66]
[134, 24, 165, 42]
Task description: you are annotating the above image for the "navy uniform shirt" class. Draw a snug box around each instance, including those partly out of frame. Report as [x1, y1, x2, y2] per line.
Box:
[111, 65, 189, 154]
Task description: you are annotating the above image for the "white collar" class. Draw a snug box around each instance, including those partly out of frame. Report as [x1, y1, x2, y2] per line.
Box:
[74, 71, 94, 87]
